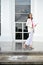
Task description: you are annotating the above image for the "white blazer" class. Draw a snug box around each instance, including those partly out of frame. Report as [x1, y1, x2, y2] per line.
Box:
[26, 19, 33, 32]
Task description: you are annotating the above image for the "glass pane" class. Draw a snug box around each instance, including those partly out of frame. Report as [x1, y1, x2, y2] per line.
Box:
[15, 0, 31, 5]
[15, 5, 30, 13]
[23, 23, 28, 32]
[15, 23, 22, 32]
[15, 33, 22, 39]
[23, 33, 29, 39]
[15, 14, 28, 22]
[15, 42, 22, 50]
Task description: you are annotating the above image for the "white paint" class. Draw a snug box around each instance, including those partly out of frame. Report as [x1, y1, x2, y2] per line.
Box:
[1, 0, 43, 42]
[0, 0, 11, 41]
[0, 0, 15, 51]
[0, 0, 15, 42]
[0, 0, 43, 51]
[31, 0, 43, 42]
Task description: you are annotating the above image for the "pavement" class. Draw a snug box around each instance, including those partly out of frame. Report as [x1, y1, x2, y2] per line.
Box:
[0, 54, 43, 64]
[0, 42, 43, 64]
[0, 41, 43, 52]
[14, 41, 43, 52]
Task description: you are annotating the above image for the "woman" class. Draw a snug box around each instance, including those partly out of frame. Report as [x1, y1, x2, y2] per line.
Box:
[23, 13, 36, 49]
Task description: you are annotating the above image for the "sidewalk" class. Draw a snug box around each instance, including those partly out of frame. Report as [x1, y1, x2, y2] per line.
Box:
[14, 41, 43, 52]
[0, 42, 43, 54]
[0, 42, 43, 64]
[32, 41, 43, 52]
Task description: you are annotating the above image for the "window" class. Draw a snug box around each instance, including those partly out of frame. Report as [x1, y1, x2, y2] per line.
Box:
[15, 0, 31, 40]
[15, 0, 31, 22]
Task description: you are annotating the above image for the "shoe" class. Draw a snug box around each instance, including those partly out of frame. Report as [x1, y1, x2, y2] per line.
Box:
[29, 47, 34, 50]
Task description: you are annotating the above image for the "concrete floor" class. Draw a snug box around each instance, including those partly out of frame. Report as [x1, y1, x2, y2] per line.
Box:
[0, 42, 43, 64]
[0, 41, 43, 52]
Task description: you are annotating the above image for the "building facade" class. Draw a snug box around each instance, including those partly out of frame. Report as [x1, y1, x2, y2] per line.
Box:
[0, 0, 43, 51]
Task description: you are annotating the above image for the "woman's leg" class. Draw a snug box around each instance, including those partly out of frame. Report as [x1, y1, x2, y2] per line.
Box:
[23, 35, 30, 48]
[24, 31, 33, 48]
[23, 43, 27, 48]
[29, 31, 33, 48]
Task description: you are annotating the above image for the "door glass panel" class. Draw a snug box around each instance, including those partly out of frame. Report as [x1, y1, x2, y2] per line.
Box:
[15, 33, 22, 39]
[15, 5, 30, 13]
[23, 23, 28, 32]
[15, 0, 31, 5]
[15, 14, 27, 22]
[23, 33, 29, 39]
[15, 23, 22, 32]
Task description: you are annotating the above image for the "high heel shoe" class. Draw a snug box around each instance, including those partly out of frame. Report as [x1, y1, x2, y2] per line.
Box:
[29, 47, 34, 50]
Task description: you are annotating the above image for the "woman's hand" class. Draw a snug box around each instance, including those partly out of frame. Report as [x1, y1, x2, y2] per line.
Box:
[35, 23, 38, 27]
[35, 24, 37, 27]
[32, 24, 37, 28]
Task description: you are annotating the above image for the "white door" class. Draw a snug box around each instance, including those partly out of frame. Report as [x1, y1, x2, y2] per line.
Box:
[15, 0, 31, 50]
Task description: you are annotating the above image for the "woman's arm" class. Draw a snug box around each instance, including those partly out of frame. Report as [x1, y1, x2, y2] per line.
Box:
[32, 22, 38, 28]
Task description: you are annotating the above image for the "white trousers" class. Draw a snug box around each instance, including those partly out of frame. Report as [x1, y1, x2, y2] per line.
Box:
[25, 31, 33, 46]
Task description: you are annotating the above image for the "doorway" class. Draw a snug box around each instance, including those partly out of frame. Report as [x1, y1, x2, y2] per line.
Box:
[15, 0, 31, 50]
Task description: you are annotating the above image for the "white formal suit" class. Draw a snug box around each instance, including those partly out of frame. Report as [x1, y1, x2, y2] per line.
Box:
[25, 19, 35, 46]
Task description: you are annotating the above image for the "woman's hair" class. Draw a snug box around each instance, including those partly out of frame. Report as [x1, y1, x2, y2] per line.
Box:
[28, 13, 33, 20]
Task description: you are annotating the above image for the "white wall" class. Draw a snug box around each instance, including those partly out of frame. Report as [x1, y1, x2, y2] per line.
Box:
[0, 0, 43, 51]
[1, 0, 43, 42]
[1, 0, 11, 41]
[0, 0, 15, 51]
[0, 0, 15, 42]
[31, 0, 43, 42]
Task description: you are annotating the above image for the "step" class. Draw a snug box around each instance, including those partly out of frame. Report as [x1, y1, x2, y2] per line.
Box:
[0, 54, 43, 64]
[0, 50, 43, 55]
